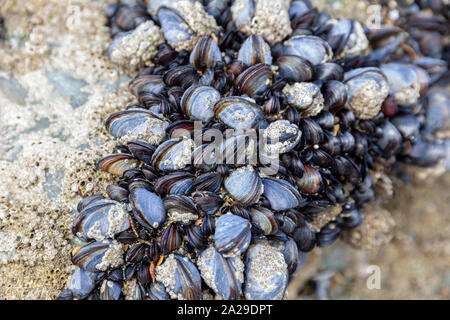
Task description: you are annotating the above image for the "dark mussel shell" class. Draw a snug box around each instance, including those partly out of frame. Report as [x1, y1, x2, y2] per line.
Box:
[296, 164, 322, 194]
[72, 240, 123, 272]
[154, 171, 195, 196]
[181, 85, 221, 122]
[97, 154, 139, 177]
[224, 166, 262, 206]
[248, 206, 279, 235]
[275, 55, 314, 83]
[235, 63, 273, 98]
[262, 178, 302, 211]
[238, 35, 273, 66]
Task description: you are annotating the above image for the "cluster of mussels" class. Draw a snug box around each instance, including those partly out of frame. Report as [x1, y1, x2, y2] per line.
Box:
[58, 0, 449, 300]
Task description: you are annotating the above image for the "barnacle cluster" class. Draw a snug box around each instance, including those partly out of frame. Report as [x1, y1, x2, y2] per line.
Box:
[58, 0, 449, 300]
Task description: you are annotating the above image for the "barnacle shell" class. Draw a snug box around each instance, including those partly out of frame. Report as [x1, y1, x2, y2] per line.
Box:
[197, 246, 244, 300]
[243, 243, 288, 300]
[262, 120, 301, 155]
[109, 20, 164, 69]
[283, 82, 324, 117]
[231, 0, 292, 44]
[344, 67, 389, 120]
[156, 253, 202, 300]
[157, 1, 218, 51]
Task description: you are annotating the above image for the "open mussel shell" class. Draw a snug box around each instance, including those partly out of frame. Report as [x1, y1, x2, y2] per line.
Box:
[344, 67, 389, 120]
[214, 96, 264, 130]
[180, 85, 221, 122]
[190, 35, 223, 70]
[72, 240, 123, 272]
[197, 246, 244, 300]
[235, 63, 272, 97]
[249, 206, 279, 235]
[380, 63, 429, 106]
[97, 153, 139, 177]
[99, 280, 122, 300]
[155, 253, 202, 300]
[224, 166, 263, 206]
[275, 55, 314, 83]
[105, 109, 169, 145]
[262, 178, 302, 211]
[148, 281, 170, 300]
[129, 182, 166, 230]
[214, 214, 252, 257]
[238, 35, 272, 66]
[277, 35, 333, 65]
[244, 243, 288, 300]
[68, 267, 104, 299]
[72, 199, 129, 242]
[151, 137, 193, 172]
[157, 6, 195, 49]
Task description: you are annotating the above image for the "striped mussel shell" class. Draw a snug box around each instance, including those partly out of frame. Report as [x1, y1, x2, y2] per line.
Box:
[148, 281, 170, 300]
[157, 6, 195, 49]
[68, 266, 103, 299]
[277, 35, 333, 65]
[219, 134, 258, 166]
[114, 3, 150, 31]
[238, 35, 273, 66]
[72, 198, 130, 241]
[160, 222, 182, 255]
[197, 246, 244, 300]
[295, 164, 322, 194]
[155, 253, 202, 300]
[380, 63, 430, 106]
[97, 154, 139, 177]
[214, 214, 252, 257]
[192, 191, 224, 215]
[129, 181, 166, 230]
[193, 172, 223, 193]
[235, 63, 273, 97]
[214, 96, 264, 130]
[154, 171, 195, 196]
[151, 137, 194, 171]
[180, 85, 221, 122]
[163, 65, 200, 89]
[243, 243, 288, 300]
[321, 80, 348, 114]
[275, 55, 314, 83]
[189, 35, 223, 70]
[192, 143, 218, 171]
[127, 141, 155, 165]
[71, 240, 124, 272]
[224, 166, 263, 206]
[105, 109, 169, 145]
[77, 194, 105, 213]
[262, 178, 302, 211]
[249, 206, 279, 235]
[128, 74, 166, 106]
[163, 194, 198, 223]
[344, 67, 389, 120]
[186, 225, 207, 250]
[99, 280, 122, 300]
